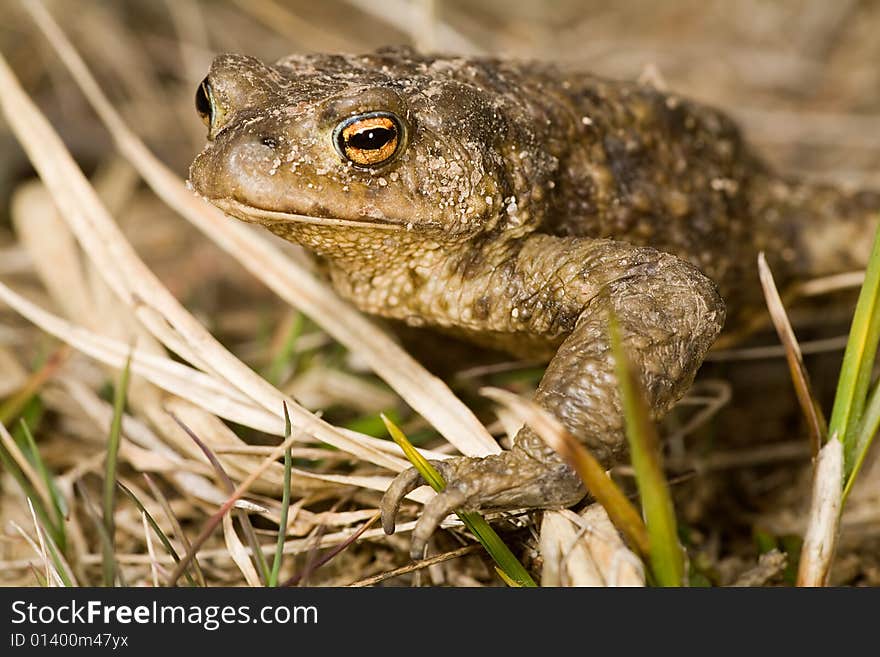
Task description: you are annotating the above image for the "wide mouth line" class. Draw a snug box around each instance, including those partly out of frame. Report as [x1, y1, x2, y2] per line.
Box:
[212, 198, 409, 231]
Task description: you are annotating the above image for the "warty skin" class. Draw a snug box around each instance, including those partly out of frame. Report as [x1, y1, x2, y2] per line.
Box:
[189, 47, 880, 559]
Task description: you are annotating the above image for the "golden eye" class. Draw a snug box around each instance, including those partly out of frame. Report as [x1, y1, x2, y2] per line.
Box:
[195, 77, 214, 130]
[333, 112, 403, 167]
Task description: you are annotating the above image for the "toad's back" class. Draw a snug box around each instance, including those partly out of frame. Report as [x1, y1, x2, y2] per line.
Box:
[435, 56, 878, 310]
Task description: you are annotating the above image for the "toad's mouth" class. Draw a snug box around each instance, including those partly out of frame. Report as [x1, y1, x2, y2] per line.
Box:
[210, 198, 411, 231]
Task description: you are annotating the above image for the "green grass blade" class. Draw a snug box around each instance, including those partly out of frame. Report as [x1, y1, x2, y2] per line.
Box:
[265, 312, 304, 386]
[0, 422, 65, 551]
[41, 534, 74, 587]
[843, 378, 880, 500]
[28, 564, 47, 587]
[23, 495, 76, 587]
[269, 404, 293, 587]
[829, 219, 880, 480]
[609, 316, 684, 587]
[117, 482, 198, 587]
[102, 354, 131, 586]
[164, 426, 301, 586]
[382, 416, 445, 489]
[76, 480, 123, 587]
[381, 414, 537, 587]
[0, 346, 68, 426]
[0, 443, 55, 536]
[141, 474, 205, 587]
[18, 419, 68, 526]
[494, 566, 520, 587]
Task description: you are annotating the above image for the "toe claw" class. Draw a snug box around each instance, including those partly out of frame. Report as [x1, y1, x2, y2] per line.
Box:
[381, 460, 455, 535]
[410, 488, 467, 561]
[381, 467, 425, 535]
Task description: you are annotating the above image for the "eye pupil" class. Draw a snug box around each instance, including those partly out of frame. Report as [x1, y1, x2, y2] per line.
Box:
[195, 77, 213, 129]
[348, 127, 393, 151]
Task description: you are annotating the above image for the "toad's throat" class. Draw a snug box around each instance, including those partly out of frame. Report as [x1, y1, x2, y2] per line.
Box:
[211, 197, 411, 231]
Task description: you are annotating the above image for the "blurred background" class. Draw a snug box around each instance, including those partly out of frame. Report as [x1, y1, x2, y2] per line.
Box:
[2, 1, 880, 586]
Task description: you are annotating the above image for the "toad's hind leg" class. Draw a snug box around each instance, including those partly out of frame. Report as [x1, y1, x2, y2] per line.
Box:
[382, 241, 726, 559]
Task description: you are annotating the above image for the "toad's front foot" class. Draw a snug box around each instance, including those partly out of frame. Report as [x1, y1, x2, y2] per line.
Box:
[381, 448, 585, 560]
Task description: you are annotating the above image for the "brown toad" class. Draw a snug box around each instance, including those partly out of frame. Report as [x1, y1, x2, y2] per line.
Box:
[188, 48, 879, 559]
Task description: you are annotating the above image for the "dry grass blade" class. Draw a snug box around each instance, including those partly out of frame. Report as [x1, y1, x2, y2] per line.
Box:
[0, 248, 414, 477]
[26, 499, 71, 587]
[164, 425, 305, 586]
[794, 219, 880, 586]
[293, 496, 347, 587]
[340, 0, 483, 54]
[758, 252, 827, 455]
[10, 181, 96, 325]
[230, 0, 351, 52]
[141, 512, 160, 587]
[62, 378, 228, 513]
[348, 544, 481, 587]
[540, 507, 645, 587]
[796, 270, 866, 297]
[0, 44, 424, 478]
[63, 517, 446, 567]
[481, 387, 650, 559]
[0, 437, 68, 560]
[283, 512, 380, 586]
[0, 284, 284, 435]
[539, 511, 602, 586]
[117, 482, 198, 587]
[170, 412, 270, 584]
[222, 512, 262, 587]
[0, 421, 57, 532]
[26, 565, 47, 587]
[797, 438, 843, 586]
[22, 0, 499, 459]
[12, 511, 63, 587]
[730, 550, 787, 587]
[140, 474, 205, 585]
[560, 507, 645, 586]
